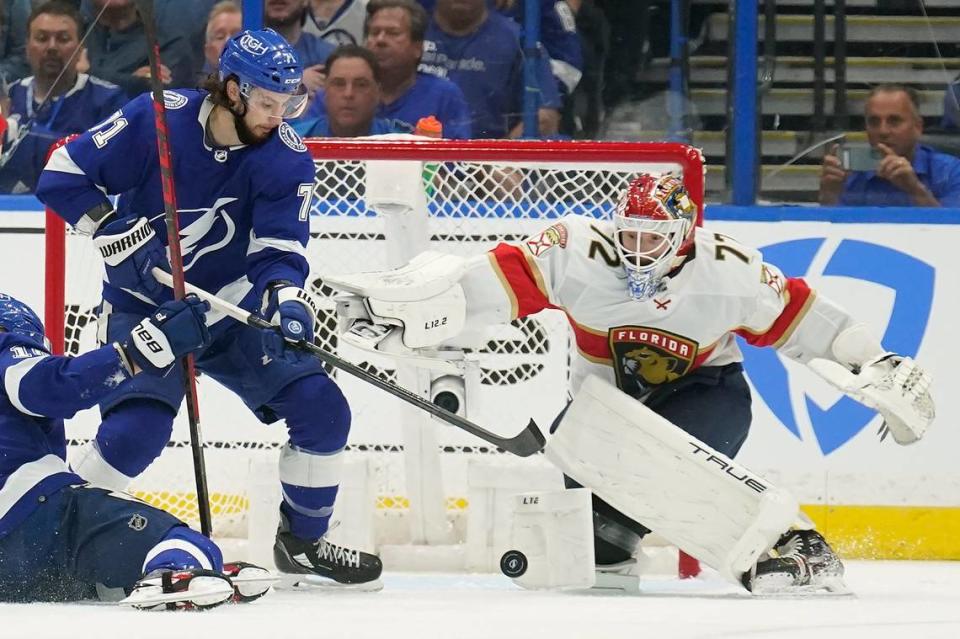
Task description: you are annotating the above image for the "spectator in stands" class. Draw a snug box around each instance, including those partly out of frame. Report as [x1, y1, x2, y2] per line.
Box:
[305, 0, 368, 45]
[364, 0, 470, 138]
[201, 1, 243, 77]
[1, 0, 31, 84]
[942, 77, 959, 131]
[818, 84, 960, 207]
[565, 0, 609, 138]
[83, 0, 195, 98]
[417, 0, 583, 100]
[296, 44, 394, 137]
[158, 0, 220, 81]
[0, 1, 125, 194]
[265, 0, 336, 98]
[420, 0, 561, 139]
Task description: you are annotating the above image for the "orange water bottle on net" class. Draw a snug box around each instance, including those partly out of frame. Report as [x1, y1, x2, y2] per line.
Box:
[414, 115, 443, 138]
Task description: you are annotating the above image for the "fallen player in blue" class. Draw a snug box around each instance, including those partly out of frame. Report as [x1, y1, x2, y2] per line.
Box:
[0, 293, 271, 610]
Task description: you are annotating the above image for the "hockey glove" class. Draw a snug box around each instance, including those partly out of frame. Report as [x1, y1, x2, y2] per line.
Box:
[808, 354, 935, 445]
[121, 295, 211, 376]
[261, 282, 318, 362]
[93, 215, 170, 302]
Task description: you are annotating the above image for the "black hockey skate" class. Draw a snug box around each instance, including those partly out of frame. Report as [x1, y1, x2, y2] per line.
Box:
[742, 529, 847, 595]
[119, 568, 234, 610]
[274, 515, 383, 589]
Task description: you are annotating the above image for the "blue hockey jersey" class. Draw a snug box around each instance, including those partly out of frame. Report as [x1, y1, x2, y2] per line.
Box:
[35, 89, 317, 319]
[0, 333, 131, 538]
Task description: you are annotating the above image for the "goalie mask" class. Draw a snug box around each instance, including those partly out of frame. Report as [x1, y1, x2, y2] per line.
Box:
[614, 173, 697, 301]
[0, 293, 51, 351]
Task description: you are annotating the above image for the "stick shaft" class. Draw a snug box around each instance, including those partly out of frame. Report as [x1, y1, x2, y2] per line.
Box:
[137, 0, 213, 536]
[151, 268, 545, 456]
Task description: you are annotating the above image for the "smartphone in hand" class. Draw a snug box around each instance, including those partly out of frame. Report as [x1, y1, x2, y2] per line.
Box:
[841, 145, 882, 171]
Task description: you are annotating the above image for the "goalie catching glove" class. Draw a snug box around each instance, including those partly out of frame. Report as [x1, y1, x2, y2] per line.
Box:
[809, 354, 933, 445]
[261, 281, 319, 362]
[808, 324, 935, 445]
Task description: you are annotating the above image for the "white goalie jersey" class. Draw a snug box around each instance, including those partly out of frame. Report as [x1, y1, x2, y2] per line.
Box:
[459, 214, 864, 397]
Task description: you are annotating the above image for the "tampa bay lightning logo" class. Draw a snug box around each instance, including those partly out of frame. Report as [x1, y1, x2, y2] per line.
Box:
[173, 197, 239, 271]
[279, 122, 306, 152]
[163, 91, 188, 110]
[741, 239, 934, 455]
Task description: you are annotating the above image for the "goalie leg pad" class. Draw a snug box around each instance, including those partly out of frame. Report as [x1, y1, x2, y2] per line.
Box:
[500, 488, 596, 590]
[545, 375, 800, 584]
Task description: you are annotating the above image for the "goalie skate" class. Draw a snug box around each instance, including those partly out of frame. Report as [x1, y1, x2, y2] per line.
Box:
[274, 517, 383, 590]
[119, 569, 234, 610]
[742, 530, 849, 596]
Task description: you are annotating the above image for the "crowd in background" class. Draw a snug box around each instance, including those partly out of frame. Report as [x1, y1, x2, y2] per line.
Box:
[1, 0, 960, 206]
[1, 0, 646, 194]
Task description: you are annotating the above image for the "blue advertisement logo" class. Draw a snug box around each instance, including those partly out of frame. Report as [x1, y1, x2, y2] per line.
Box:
[740, 239, 934, 455]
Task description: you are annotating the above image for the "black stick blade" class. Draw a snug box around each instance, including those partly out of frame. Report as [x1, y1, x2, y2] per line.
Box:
[498, 419, 546, 457]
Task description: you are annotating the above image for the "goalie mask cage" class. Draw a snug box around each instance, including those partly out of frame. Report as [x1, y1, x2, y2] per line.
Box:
[44, 138, 704, 576]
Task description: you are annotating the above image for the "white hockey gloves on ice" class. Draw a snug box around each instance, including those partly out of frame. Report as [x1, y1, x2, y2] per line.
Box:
[808, 324, 935, 445]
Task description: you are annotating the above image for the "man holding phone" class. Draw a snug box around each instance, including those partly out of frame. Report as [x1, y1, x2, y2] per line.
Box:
[818, 84, 960, 207]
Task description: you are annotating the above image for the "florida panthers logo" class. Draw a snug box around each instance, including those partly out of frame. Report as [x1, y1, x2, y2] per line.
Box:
[609, 326, 698, 396]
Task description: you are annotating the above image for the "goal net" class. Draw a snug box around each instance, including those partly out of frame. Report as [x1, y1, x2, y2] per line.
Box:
[45, 138, 704, 573]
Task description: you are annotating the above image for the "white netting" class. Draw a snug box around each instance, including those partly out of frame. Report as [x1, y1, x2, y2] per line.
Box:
[51, 139, 702, 558]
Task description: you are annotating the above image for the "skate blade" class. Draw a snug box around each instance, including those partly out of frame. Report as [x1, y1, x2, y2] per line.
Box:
[118, 578, 234, 609]
[230, 573, 282, 589]
[274, 572, 384, 592]
[751, 575, 853, 598]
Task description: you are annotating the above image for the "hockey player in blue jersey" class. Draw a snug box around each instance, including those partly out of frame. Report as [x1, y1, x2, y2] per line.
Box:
[0, 292, 272, 609]
[35, 28, 382, 586]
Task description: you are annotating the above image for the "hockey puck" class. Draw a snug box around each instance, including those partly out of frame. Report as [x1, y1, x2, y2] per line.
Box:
[500, 550, 528, 578]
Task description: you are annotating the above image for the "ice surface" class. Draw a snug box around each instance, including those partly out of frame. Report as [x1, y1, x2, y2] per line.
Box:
[2, 561, 958, 639]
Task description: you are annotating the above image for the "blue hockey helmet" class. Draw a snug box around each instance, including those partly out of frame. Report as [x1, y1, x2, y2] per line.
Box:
[219, 29, 307, 118]
[0, 294, 49, 349]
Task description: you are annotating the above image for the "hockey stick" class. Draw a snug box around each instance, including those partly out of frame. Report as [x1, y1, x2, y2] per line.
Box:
[151, 268, 547, 457]
[135, 0, 213, 536]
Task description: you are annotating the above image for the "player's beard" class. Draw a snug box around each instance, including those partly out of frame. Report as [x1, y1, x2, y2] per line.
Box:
[231, 108, 271, 145]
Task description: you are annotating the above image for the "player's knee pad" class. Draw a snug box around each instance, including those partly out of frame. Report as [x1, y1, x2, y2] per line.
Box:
[273, 373, 351, 453]
[143, 525, 224, 574]
[72, 399, 175, 487]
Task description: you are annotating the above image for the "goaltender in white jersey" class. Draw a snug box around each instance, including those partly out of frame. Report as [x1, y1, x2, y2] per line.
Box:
[463, 207, 821, 400]
[328, 173, 935, 594]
